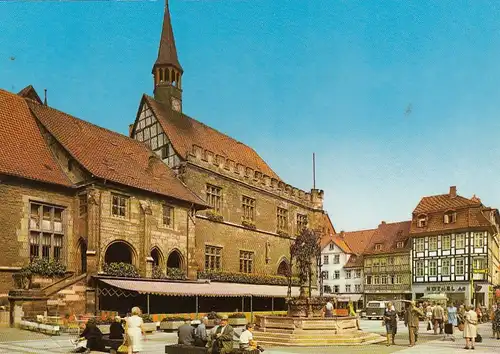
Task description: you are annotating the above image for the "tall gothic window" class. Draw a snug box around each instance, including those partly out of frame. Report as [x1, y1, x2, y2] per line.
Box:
[29, 202, 65, 261]
[205, 245, 222, 271]
[163, 204, 174, 227]
[296, 214, 308, 234]
[242, 196, 255, 222]
[206, 184, 222, 213]
[277, 207, 288, 232]
[239, 251, 254, 273]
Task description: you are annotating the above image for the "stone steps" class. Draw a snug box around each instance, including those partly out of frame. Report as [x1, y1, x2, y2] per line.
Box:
[254, 332, 385, 346]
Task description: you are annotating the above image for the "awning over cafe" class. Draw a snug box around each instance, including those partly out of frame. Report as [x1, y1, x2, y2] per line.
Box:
[98, 278, 314, 298]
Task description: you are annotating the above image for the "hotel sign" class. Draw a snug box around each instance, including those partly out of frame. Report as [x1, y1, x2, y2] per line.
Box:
[426, 285, 466, 293]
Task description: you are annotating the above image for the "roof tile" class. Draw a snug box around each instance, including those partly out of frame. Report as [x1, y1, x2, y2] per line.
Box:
[27, 100, 207, 206]
[144, 96, 280, 180]
[0, 89, 71, 186]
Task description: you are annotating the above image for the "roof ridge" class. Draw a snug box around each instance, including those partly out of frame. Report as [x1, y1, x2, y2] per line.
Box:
[145, 95, 261, 151]
[28, 99, 152, 150]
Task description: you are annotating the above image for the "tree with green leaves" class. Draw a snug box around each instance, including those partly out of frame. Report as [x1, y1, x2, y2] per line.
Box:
[290, 228, 321, 298]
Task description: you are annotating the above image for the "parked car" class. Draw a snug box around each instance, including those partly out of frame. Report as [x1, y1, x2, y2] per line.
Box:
[365, 301, 388, 320]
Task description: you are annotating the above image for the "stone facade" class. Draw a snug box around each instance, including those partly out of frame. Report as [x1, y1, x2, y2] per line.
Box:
[180, 162, 325, 276]
[0, 177, 75, 296]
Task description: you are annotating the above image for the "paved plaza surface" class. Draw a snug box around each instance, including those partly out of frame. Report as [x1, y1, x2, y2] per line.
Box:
[0, 320, 498, 353]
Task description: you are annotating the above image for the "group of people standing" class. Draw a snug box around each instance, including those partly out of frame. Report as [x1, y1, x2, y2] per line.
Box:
[383, 300, 500, 350]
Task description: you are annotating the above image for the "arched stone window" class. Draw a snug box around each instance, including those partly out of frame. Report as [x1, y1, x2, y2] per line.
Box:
[167, 249, 183, 269]
[104, 241, 135, 264]
[151, 247, 163, 267]
[277, 258, 290, 276]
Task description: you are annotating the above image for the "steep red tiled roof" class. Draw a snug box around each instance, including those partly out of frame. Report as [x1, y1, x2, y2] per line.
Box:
[0, 89, 71, 186]
[413, 194, 480, 214]
[27, 100, 207, 206]
[143, 96, 280, 180]
[363, 221, 411, 255]
[411, 205, 497, 234]
[411, 187, 495, 234]
[343, 229, 376, 255]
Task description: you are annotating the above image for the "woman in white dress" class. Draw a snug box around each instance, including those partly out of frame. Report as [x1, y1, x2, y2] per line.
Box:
[126, 307, 145, 354]
[463, 305, 478, 350]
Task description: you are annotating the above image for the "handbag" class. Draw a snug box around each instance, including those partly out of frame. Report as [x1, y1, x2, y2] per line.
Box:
[475, 333, 482, 343]
[427, 322, 431, 331]
[117, 344, 129, 353]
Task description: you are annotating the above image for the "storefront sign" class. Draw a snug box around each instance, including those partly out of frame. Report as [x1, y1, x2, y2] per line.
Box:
[426, 285, 466, 293]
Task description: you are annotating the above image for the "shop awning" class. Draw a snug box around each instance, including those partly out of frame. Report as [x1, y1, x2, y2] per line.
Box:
[98, 278, 313, 298]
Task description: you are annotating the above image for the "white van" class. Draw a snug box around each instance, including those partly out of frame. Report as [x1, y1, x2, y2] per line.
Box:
[365, 300, 388, 320]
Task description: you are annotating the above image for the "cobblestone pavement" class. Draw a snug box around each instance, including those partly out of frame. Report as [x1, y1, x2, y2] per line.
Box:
[0, 320, 497, 353]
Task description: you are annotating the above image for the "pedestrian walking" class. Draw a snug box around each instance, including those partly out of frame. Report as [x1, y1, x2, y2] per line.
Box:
[404, 301, 424, 347]
[125, 307, 146, 354]
[464, 305, 478, 350]
[444, 302, 457, 341]
[383, 301, 398, 346]
[432, 302, 444, 335]
[493, 302, 500, 340]
[324, 299, 334, 318]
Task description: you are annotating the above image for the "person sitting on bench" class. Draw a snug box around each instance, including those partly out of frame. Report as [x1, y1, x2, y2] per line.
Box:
[239, 323, 263, 352]
[109, 316, 125, 340]
[76, 318, 105, 353]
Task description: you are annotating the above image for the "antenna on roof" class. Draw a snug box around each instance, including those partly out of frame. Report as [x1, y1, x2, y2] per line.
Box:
[312, 152, 316, 189]
[43, 89, 47, 106]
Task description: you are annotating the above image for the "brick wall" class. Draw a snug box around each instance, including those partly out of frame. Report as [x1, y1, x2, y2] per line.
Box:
[0, 178, 74, 296]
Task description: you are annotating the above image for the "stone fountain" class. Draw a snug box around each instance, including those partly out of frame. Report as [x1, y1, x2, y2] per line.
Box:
[253, 229, 385, 346]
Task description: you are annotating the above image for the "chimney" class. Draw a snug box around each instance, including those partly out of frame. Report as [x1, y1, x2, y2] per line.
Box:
[129, 124, 134, 137]
[380, 221, 386, 225]
[339, 231, 345, 238]
[449, 186, 457, 198]
[43, 89, 47, 106]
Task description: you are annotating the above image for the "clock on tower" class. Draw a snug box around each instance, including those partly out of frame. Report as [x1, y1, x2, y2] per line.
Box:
[171, 97, 181, 112]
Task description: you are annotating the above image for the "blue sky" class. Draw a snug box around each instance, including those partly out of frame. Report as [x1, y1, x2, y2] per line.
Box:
[2, 0, 500, 231]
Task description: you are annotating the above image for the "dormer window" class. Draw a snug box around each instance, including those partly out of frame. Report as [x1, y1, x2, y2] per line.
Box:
[397, 241, 404, 249]
[417, 214, 428, 228]
[375, 243, 382, 251]
[444, 211, 457, 224]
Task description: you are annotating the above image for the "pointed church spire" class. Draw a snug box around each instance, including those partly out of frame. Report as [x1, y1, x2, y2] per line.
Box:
[154, 0, 182, 72]
[152, 0, 183, 112]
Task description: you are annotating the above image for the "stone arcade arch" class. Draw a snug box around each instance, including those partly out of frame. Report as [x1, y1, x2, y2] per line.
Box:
[104, 241, 136, 265]
[151, 247, 164, 267]
[166, 249, 183, 270]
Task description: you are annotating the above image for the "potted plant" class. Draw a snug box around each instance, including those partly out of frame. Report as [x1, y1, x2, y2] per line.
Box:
[152, 265, 165, 279]
[159, 316, 189, 331]
[241, 220, 256, 230]
[206, 210, 223, 223]
[228, 312, 248, 326]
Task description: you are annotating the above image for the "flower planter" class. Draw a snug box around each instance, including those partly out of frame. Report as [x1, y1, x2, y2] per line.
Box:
[143, 322, 157, 333]
[228, 318, 247, 326]
[19, 320, 60, 335]
[160, 321, 184, 331]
